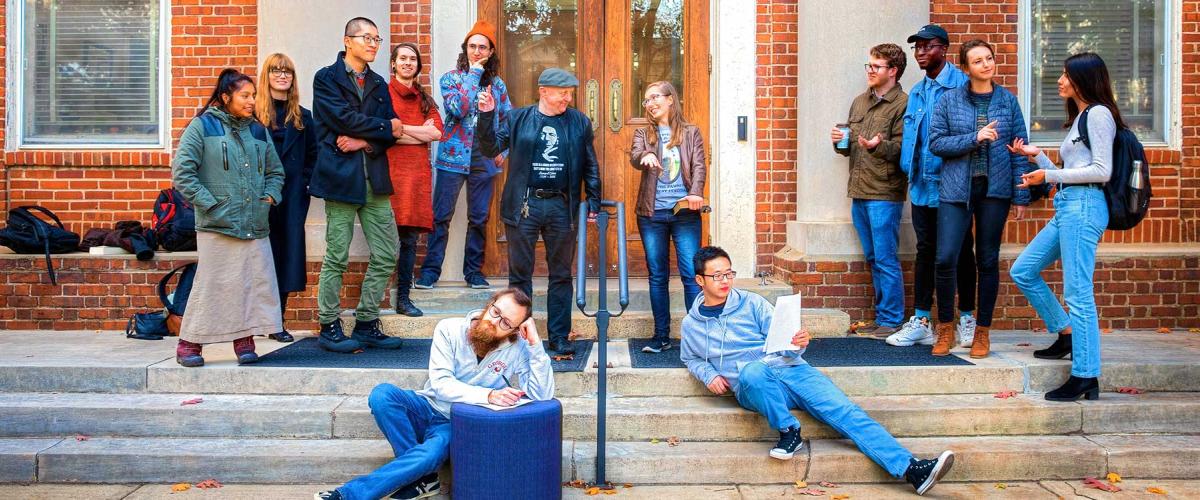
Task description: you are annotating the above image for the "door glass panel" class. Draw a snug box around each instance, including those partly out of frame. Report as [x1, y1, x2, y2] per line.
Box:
[501, 0, 579, 108]
[631, 0, 684, 118]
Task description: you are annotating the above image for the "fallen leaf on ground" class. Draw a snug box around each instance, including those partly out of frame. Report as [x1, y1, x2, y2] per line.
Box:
[1016, 343, 1031, 347]
[1032, 327, 1048, 333]
[602, 490, 617, 495]
[1188, 328, 1199, 333]
[170, 483, 191, 492]
[74, 435, 89, 441]
[849, 321, 868, 333]
[794, 489, 826, 496]
[352, 348, 365, 354]
[995, 483, 1007, 489]
[1106, 472, 1122, 483]
[1156, 327, 1171, 334]
[649, 438, 660, 444]
[1083, 476, 1121, 492]
[832, 495, 850, 500]
[585, 486, 600, 496]
[994, 390, 1018, 399]
[180, 397, 203, 406]
[667, 436, 680, 447]
[1146, 486, 1168, 495]
[818, 481, 839, 488]
[1101, 328, 1113, 334]
[623, 483, 632, 488]
[195, 479, 222, 489]
[793, 481, 807, 489]
[568, 330, 581, 341]
[564, 480, 588, 488]
[552, 354, 575, 361]
[1116, 387, 1144, 395]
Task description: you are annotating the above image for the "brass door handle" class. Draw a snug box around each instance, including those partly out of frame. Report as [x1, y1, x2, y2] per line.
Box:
[586, 79, 599, 132]
[609, 79, 622, 132]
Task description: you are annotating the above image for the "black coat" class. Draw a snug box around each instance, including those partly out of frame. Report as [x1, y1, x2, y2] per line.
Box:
[268, 107, 317, 294]
[308, 51, 397, 205]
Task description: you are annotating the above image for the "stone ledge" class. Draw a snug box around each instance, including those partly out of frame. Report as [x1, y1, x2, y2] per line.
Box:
[774, 242, 1200, 264]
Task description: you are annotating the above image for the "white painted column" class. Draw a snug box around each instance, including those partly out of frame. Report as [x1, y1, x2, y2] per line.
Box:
[710, 0, 758, 276]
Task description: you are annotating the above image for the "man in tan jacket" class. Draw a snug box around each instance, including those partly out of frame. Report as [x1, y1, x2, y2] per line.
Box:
[830, 43, 909, 337]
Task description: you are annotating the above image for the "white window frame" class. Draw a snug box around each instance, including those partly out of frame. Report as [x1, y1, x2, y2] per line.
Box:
[5, 0, 171, 150]
[1017, 0, 1177, 147]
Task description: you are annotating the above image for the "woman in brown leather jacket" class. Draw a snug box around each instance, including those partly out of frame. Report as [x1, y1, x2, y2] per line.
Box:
[630, 81, 707, 353]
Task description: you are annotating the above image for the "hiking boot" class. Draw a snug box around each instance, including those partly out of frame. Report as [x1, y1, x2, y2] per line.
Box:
[886, 316, 934, 346]
[465, 274, 491, 289]
[640, 339, 672, 353]
[905, 450, 955, 496]
[269, 330, 295, 343]
[548, 339, 576, 356]
[352, 319, 403, 349]
[233, 336, 258, 365]
[957, 315, 977, 348]
[969, 325, 991, 359]
[313, 490, 343, 500]
[318, 321, 362, 353]
[175, 339, 204, 368]
[769, 426, 803, 460]
[388, 472, 441, 499]
[931, 322, 956, 356]
[395, 296, 424, 317]
[413, 276, 435, 290]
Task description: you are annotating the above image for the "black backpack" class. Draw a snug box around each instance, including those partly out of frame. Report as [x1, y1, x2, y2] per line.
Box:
[1077, 106, 1151, 231]
[0, 206, 82, 285]
[158, 262, 197, 335]
[152, 188, 197, 252]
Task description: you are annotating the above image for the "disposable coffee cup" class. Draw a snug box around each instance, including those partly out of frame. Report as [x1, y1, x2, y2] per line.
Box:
[836, 123, 852, 150]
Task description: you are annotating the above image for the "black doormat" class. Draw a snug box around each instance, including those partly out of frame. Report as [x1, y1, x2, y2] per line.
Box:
[253, 337, 593, 372]
[628, 337, 974, 369]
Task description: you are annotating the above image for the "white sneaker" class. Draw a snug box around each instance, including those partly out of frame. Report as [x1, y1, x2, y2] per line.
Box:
[886, 316, 934, 346]
[957, 315, 977, 348]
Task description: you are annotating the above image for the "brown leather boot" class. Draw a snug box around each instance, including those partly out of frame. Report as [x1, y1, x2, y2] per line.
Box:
[931, 322, 956, 356]
[970, 326, 990, 358]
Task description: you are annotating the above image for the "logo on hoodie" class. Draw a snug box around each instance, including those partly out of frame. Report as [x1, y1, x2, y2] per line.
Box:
[487, 359, 508, 375]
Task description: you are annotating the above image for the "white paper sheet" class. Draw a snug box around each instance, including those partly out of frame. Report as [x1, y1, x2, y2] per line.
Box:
[474, 397, 534, 412]
[765, 293, 803, 354]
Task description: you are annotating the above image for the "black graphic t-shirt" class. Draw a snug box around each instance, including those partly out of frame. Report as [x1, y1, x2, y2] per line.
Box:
[528, 114, 568, 190]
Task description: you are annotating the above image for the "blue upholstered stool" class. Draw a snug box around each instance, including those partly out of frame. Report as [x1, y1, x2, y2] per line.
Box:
[450, 399, 562, 500]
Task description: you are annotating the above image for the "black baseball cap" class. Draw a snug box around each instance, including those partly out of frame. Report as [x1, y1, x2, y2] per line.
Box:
[907, 24, 949, 44]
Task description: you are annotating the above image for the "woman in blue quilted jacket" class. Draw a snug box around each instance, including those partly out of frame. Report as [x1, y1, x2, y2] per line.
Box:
[928, 39, 1031, 360]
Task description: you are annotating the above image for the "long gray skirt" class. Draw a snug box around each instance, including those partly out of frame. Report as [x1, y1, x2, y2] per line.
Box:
[180, 231, 283, 344]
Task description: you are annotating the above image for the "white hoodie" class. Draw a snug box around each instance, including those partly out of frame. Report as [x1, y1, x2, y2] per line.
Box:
[416, 310, 556, 417]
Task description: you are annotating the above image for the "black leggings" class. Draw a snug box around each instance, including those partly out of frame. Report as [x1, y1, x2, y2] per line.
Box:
[935, 178, 1010, 326]
[396, 226, 422, 298]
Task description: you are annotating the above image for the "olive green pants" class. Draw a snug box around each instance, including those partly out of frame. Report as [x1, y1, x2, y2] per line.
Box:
[317, 189, 398, 325]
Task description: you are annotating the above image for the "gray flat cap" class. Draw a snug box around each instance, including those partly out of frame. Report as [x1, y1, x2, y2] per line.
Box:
[538, 68, 579, 87]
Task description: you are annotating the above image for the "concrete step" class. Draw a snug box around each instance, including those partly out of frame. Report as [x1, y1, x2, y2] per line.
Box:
[394, 278, 794, 314]
[2, 392, 1195, 442]
[352, 308, 850, 340]
[5, 434, 1197, 484]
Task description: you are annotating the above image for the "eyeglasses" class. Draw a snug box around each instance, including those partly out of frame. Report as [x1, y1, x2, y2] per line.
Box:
[642, 93, 670, 107]
[488, 306, 520, 333]
[701, 271, 738, 282]
[864, 63, 892, 74]
[348, 34, 384, 46]
[467, 43, 492, 53]
[269, 68, 294, 78]
[910, 43, 946, 54]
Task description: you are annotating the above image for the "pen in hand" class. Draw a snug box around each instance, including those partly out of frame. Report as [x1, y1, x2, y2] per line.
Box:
[499, 374, 526, 398]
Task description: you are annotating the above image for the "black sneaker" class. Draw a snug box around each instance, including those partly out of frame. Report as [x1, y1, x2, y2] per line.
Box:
[396, 296, 424, 317]
[352, 319, 403, 349]
[465, 274, 491, 289]
[318, 321, 362, 353]
[641, 340, 672, 353]
[389, 472, 441, 499]
[313, 490, 343, 500]
[413, 276, 435, 289]
[769, 426, 803, 460]
[268, 330, 295, 343]
[905, 450, 955, 496]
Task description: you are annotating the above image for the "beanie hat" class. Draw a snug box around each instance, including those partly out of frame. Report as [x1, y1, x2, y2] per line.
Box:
[464, 20, 498, 47]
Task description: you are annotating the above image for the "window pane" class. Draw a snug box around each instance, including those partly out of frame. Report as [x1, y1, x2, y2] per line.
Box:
[631, 0, 684, 118]
[501, 0, 579, 109]
[1029, 0, 1167, 143]
[22, 0, 161, 145]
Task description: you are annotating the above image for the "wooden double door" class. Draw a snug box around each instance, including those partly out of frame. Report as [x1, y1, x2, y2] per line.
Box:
[478, 0, 710, 277]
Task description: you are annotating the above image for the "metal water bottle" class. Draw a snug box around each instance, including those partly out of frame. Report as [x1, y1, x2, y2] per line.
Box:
[1128, 160, 1144, 213]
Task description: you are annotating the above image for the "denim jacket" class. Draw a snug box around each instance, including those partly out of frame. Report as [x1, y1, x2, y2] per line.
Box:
[929, 83, 1031, 206]
[900, 62, 968, 207]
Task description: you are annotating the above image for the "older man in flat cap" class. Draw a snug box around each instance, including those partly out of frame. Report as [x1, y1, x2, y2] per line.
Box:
[476, 67, 601, 356]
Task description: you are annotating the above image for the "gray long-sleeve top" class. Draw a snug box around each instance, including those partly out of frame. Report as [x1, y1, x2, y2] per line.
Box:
[1033, 105, 1115, 184]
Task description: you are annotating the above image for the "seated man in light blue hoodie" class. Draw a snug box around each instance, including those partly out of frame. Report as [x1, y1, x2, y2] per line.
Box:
[680, 246, 954, 496]
[316, 287, 555, 500]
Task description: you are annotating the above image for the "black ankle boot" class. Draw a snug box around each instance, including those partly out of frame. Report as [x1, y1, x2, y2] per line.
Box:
[1045, 375, 1099, 402]
[1034, 333, 1072, 359]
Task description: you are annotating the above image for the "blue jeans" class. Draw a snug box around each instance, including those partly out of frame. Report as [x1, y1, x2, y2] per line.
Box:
[1010, 186, 1108, 377]
[420, 160, 495, 283]
[338, 384, 450, 500]
[851, 199, 904, 327]
[735, 361, 913, 477]
[935, 178, 1010, 326]
[637, 208, 702, 343]
[506, 196, 575, 343]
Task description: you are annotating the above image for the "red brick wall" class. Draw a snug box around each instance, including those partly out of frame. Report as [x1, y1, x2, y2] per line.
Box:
[753, 0, 799, 270]
[390, 0, 434, 88]
[1181, 0, 1200, 243]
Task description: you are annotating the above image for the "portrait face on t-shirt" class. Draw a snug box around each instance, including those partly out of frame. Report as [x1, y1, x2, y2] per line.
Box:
[530, 119, 567, 189]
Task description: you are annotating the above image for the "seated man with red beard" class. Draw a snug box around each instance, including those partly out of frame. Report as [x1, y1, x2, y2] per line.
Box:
[315, 288, 555, 500]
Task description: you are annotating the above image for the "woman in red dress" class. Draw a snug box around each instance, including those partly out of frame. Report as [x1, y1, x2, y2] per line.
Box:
[388, 42, 444, 317]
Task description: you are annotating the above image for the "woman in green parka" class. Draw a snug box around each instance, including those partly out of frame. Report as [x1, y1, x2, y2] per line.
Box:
[170, 69, 286, 367]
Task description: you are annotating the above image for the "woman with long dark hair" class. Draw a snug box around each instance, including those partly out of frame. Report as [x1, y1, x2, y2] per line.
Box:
[254, 53, 317, 343]
[171, 69, 285, 367]
[1007, 52, 1120, 401]
[630, 81, 707, 353]
[928, 39, 1031, 360]
[387, 42, 444, 317]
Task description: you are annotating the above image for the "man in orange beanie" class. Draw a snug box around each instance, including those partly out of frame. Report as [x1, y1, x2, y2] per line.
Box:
[415, 20, 512, 292]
